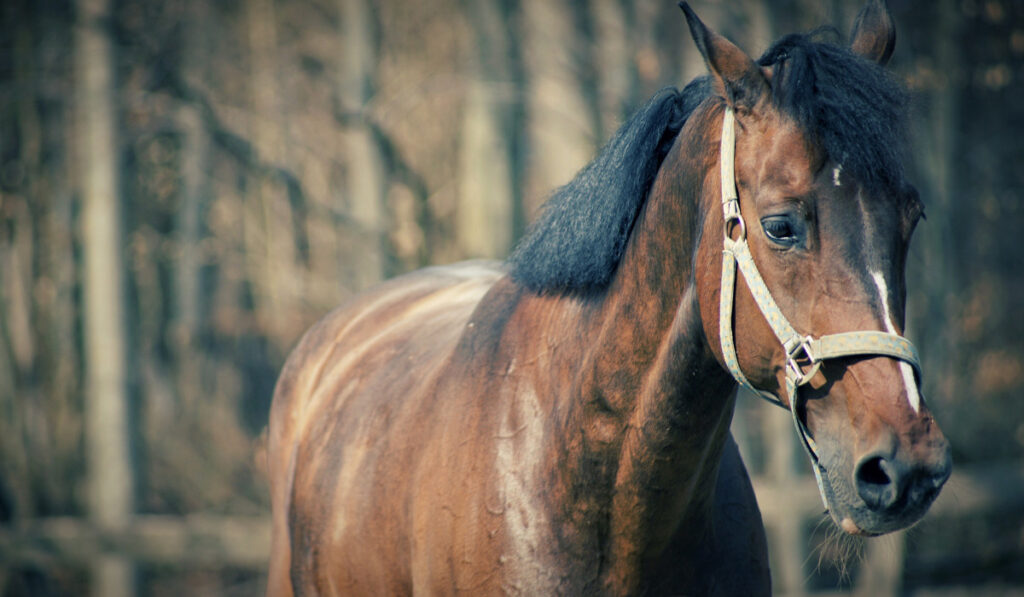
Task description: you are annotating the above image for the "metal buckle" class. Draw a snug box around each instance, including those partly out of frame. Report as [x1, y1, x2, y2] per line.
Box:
[723, 199, 746, 240]
[785, 335, 821, 386]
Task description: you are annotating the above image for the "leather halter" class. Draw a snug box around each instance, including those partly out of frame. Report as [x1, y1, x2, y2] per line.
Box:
[716, 106, 922, 507]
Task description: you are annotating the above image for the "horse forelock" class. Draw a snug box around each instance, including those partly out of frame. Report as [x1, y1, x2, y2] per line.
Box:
[757, 30, 910, 195]
[507, 79, 710, 296]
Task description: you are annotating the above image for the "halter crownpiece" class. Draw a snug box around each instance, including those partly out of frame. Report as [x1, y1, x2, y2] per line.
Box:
[715, 106, 923, 507]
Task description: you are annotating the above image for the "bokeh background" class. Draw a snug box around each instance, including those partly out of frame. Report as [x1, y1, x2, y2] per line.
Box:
[1, 0, 1022, 595]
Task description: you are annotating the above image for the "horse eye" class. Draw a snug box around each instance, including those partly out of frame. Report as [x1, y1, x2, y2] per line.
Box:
[761, 216, 799, 245]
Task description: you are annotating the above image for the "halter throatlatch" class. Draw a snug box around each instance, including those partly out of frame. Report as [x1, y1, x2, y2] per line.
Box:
[716, 106, 922, 508]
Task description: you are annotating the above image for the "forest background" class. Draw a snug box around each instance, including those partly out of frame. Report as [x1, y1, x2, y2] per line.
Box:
[1, 0, 1022, 594]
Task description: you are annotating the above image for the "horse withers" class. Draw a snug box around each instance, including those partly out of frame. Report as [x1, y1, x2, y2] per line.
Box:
[267, 1, 951, 594]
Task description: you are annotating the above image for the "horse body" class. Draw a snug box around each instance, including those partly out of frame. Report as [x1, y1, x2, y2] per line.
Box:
[268, 2, 951, 594]
[269, 251, 769, 594]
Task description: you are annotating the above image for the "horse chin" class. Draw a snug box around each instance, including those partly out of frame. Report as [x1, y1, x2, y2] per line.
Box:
[827, 504, 930, 537]
[818, 460, 936, 537]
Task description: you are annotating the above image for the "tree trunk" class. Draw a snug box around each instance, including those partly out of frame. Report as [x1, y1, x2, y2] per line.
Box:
[172, 0, 213, 419]
[593, 0, 637, 134]
[767, 406, 807, 597]
[911, 0, 960, 412]
[175, 2, 209, 352]
[247, 0, 301, 339]
[521, 0, 596, 217]
[457, 0, 520, 258]
[339, 0, 388, 286]
[75, 0, 135, 592]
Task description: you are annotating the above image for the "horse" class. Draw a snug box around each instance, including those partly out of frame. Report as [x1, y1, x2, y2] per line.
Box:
[266, 1, 952, 594]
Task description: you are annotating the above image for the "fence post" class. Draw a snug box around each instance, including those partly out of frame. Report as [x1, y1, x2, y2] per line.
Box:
[767, 407, 807, 597]
[855, 530, 905, 597]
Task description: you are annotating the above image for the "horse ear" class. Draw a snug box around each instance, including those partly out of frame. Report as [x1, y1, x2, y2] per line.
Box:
[849, 0, 896, 65]
[679, 2, 768, 110]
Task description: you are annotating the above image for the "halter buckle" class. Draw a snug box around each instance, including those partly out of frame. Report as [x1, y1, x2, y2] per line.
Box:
[723, 199, 746, 240]
[785, 335, 821, 386]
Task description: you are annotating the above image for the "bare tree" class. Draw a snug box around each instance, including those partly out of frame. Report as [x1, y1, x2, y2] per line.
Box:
[521, 0, 598, 217]
[75, 0, 134, 593]
[339, 0, 389, 286]
[457, 0, 522, 258]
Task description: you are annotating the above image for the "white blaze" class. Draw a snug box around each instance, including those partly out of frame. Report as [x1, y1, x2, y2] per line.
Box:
[832, 164, 843, 187]
[870, 271, 922, 413]
[858, 186, 922, 414]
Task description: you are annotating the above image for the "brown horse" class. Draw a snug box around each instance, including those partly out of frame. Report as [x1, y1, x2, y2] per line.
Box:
[267, 1, 951, 594]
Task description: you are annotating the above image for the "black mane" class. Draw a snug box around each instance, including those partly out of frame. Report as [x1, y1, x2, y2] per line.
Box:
[758, 31, 909, 192]
[508, 31, 909, 295]
[507, 81, 708, 294]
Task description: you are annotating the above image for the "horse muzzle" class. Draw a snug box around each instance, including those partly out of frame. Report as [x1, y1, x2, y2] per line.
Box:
[822, 425, 952, 536]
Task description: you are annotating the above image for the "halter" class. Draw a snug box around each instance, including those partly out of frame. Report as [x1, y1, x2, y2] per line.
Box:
[716, 106, 922, 508]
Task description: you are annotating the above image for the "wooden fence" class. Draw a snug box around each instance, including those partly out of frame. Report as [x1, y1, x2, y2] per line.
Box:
[1, 460, 1021, 595]
[1, 411, 1022, 596]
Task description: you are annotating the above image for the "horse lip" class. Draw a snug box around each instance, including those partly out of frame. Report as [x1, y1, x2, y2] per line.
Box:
[839, 517, 860, 534]
[832, 489, 937, 536]
[817, 457, 936, 537]
[839, 517, 880, 536]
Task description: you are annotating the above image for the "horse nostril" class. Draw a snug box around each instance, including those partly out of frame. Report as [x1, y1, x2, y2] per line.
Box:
[854, 455, 899, 510]
[857, 456, 890, 485]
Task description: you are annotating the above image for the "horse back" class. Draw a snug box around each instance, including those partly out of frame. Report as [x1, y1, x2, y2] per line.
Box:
[267, 261, 505, 595]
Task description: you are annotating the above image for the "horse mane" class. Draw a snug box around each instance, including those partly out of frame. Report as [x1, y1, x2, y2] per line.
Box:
[508, 30, 909, 295]
[507, 80, 709, 295]
[757, 30, 909, 193]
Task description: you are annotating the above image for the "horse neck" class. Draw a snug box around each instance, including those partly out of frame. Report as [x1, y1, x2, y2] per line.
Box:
[552, 119, 739, 583]
[579, 116, 734, 424]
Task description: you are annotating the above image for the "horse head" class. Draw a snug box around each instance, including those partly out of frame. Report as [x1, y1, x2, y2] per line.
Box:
[682, 0, 951, 536]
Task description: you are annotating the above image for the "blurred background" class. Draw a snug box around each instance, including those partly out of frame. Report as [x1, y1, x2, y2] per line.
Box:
[0, 0, 1022, 594]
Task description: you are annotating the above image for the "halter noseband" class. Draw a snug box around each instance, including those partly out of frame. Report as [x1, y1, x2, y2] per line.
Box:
[716, 106, 922, 507]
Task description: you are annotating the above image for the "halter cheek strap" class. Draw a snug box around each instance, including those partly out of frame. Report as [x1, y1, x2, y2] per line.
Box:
[716, 106, 922, 508]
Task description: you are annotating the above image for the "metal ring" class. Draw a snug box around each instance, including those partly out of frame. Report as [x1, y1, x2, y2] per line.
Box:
[724, 212, 746, 241]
